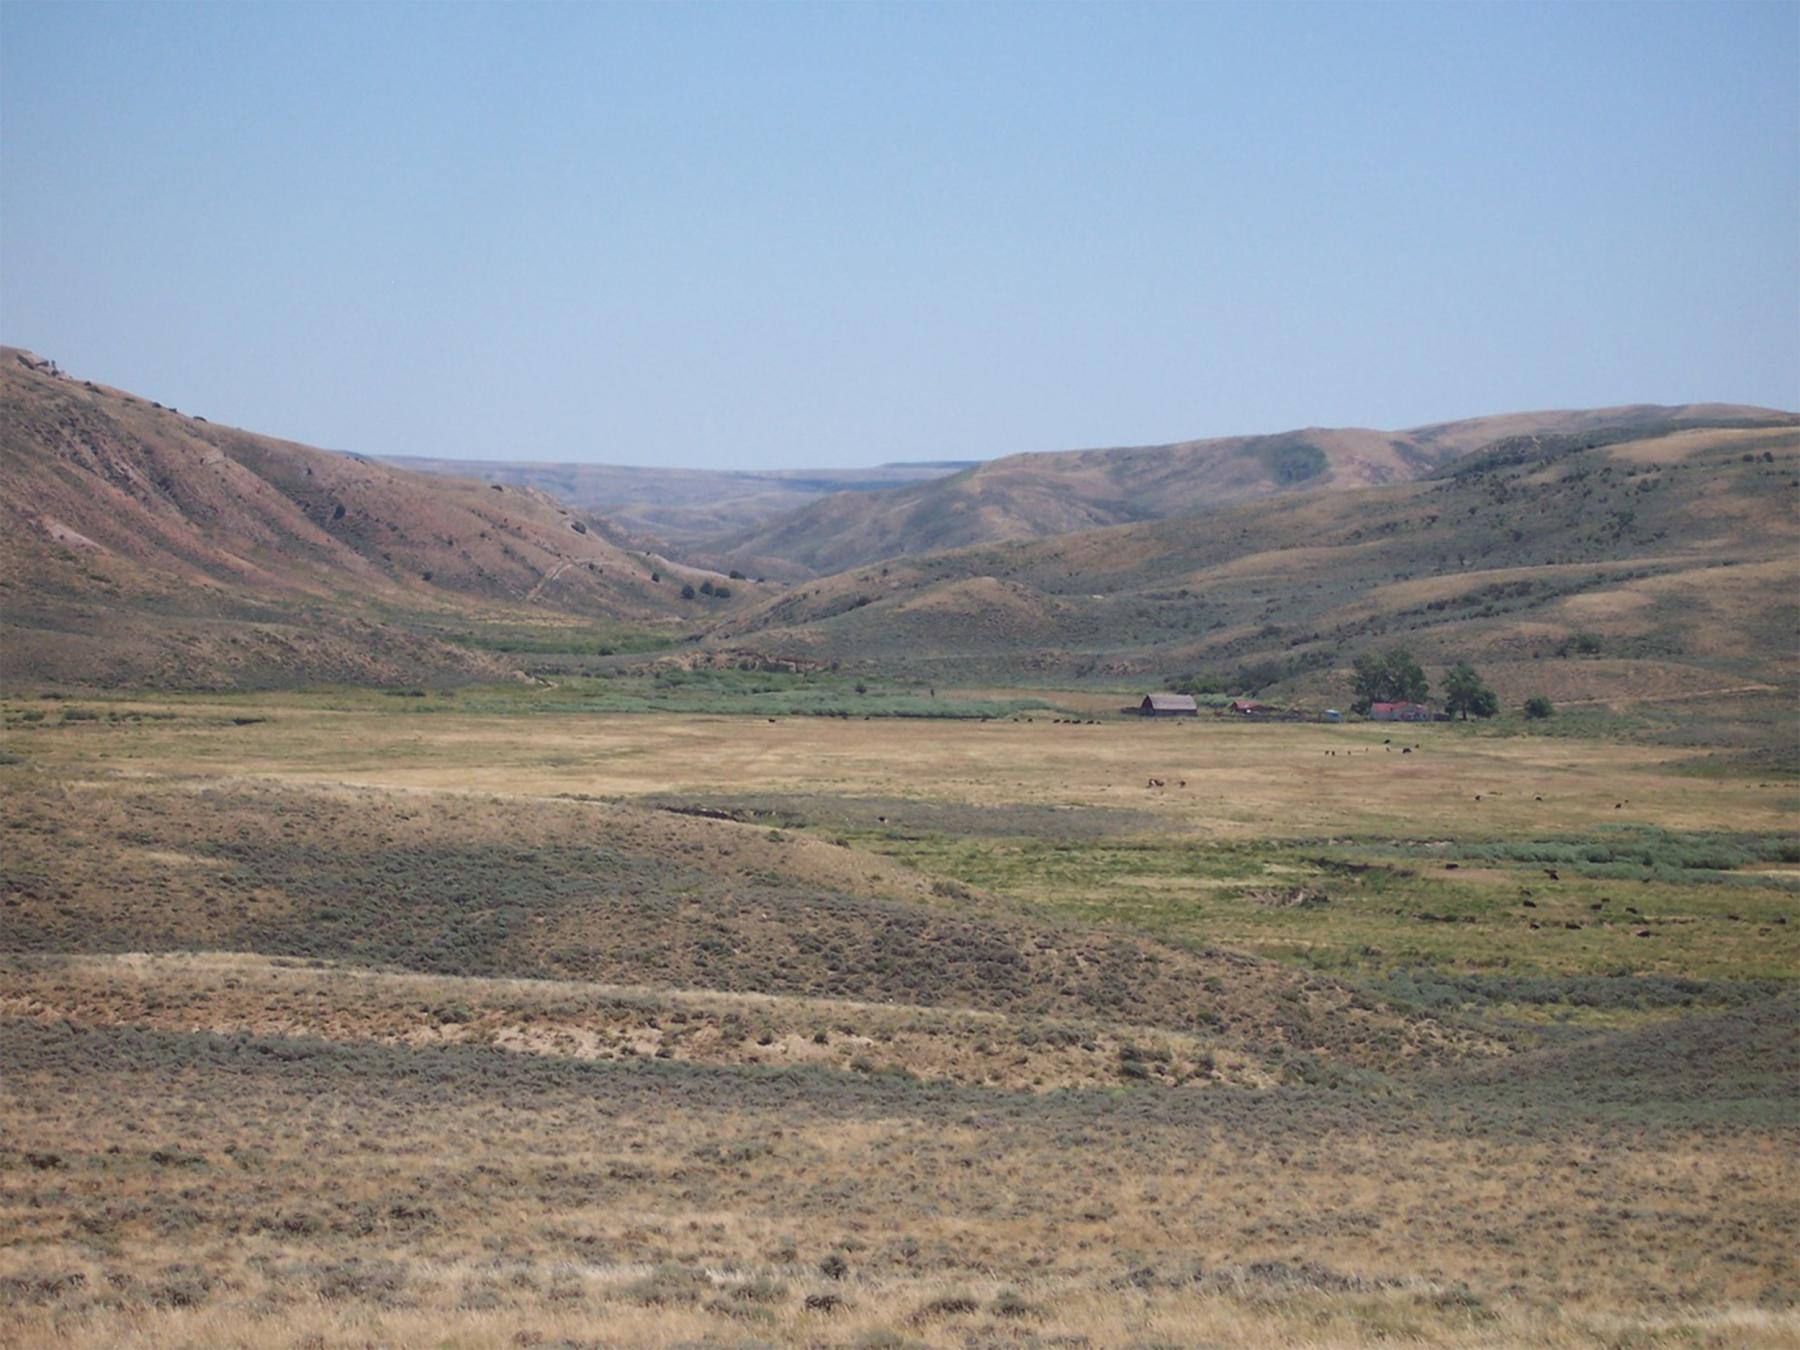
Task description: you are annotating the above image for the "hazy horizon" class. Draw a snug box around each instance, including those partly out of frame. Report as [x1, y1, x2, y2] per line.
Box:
[4, 2, 1797, 470]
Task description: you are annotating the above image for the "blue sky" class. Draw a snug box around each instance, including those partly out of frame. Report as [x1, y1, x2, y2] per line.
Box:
[3, 2, 1795, 469]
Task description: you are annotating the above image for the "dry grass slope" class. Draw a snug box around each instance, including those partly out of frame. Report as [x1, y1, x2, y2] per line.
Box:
[709, 419, 1800, 697]
[699, 404, 1787, 579]
[0, 349, 765, 688]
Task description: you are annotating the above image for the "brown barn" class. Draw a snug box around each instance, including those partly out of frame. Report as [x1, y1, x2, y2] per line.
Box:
[1129, 693, 1199, 717]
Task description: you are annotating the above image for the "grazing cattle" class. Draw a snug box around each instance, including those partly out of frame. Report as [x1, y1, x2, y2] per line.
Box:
[1588, 901, 1604, 911]
[1544, 868, 1559, 881]
[1564, 921, 1583, 930]
[1529, 921, 1541, 929]
[1534, 795, 1543, 802]
[1401, 747, 1412, 755]
[1147, 778, 1164, 788]
[1521, 899, 1537, 908]
[1635, 928, 1653, 937]
[1178, 780, 1187, 788]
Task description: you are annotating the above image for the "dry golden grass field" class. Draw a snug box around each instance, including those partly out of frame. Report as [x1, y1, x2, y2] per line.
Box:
[3, 692, 1797, 1348]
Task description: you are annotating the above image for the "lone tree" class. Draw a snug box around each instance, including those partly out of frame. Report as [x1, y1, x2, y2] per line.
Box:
[1350, 647, 1429, 714]
[1444, 661, 1500, 720]
[1523, 694, 1555, 720]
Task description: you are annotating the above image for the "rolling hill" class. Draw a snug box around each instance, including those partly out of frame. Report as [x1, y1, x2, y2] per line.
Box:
[375, 455, 977, 551]
[7, 346, 1793, 704]
[703, 416, 1800, 704]
[0, 349, 761, 688]
[2, 774, 1482, 1073]
[696, 406, 1787, 579]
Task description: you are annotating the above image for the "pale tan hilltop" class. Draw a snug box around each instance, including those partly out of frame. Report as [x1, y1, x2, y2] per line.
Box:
[692, 405, 1788, 579]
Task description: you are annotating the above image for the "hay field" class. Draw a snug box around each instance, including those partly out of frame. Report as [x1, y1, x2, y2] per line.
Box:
[2, 694, 1796, 1347]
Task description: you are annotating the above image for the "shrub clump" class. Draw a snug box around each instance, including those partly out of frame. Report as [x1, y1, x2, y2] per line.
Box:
[623, 1263, 709, 1307]
[991, 1287, 1040, 1318]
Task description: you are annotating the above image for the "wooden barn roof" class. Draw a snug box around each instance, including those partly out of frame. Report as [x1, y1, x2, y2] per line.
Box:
[1142, 693, 1198, 711]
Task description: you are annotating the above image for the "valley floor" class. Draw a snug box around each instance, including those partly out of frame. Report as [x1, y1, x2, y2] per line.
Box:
[2, 692, 1796, 1347]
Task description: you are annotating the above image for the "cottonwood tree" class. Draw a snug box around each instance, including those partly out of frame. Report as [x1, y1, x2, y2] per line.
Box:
[1350, 648, 1429, 714]
[1444, 661, 1500, 719]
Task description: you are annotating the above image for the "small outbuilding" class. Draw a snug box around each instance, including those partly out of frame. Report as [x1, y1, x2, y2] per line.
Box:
[1229, 698, 1269, 716]
[1129, 693, 1199, 717]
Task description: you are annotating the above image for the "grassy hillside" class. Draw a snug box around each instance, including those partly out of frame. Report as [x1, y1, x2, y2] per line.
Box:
[696, 405, 1783, 579]
[706, 418, 1800, 704]
[0, 349, 765, 688]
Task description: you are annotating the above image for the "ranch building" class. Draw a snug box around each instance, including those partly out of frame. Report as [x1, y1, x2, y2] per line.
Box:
[1369, 701, 1433, 722]
[1129, 693, 1199, 717]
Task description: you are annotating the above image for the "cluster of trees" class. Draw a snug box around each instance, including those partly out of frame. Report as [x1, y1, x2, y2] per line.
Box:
[1349, 649, 1430, 713]
[1442, 661, 1500, 720]
[1352, 647, 1550, 720]
[679, 580, 733, 600]
[1170, 645, 1554, 721]
[1173, 655, 1314, 698]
